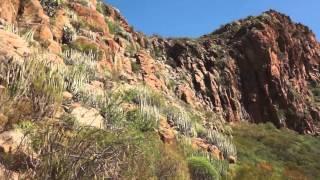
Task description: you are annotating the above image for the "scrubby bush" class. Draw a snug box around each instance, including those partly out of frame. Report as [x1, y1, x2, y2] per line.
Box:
[178, 136, 229, 178]
[28, 60, 65, 117]
[0, 55, 65, 118]
[165, 106, 197, 137]
[14, 119, 189, 179]
[3, 23, 19, 34]
[40, 0, 62, 17]
[187, 156, 219, 180]
[122, 86, 163, 131]
[62, 26, 76, 44]
[76, 0, 90, 7]
[125, 43, 137, 57]
[230, 122, 320, 179]
[204, 111, 230, 134]
[100, 92, 126, 129]
[206, 130, 237, 159]
[131, 61, 141, 73]
[311, 85, 320, 104]
[127, 106, 159, 132]
[107, 20, 123, 35]
[63, 49, 98, 94]
[312, 86, 320, 97]
[77, 29, 97, 41]
[96, 0, 113, 17]
[22, 122, 144, 179]
[123, 86, 165, 108]
[22, 29, 35, 43]
[70, 41, 102, 59]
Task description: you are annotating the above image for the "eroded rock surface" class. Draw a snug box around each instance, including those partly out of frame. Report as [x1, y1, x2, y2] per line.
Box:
[150, 10, 320, 134]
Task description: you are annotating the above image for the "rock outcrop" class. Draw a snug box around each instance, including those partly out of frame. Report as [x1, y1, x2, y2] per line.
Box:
[150, 10, 320, 134]
[0, 29, 30, 59]
[0, 0, 20, 23]
[71, 106, 105, 129]
[136, 50, 168, 91]
[0, 0, 319, 178]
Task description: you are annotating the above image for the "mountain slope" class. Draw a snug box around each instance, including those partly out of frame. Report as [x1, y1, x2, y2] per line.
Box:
[0, 0, 319, 179]
[148, 10, 320, 134]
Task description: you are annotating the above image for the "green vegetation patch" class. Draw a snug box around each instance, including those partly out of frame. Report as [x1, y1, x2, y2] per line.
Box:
[187, 156, 220, 180]
[107, 20, 122, 35]
[311, 84, 320, 105]
[229, 122, 320, 180]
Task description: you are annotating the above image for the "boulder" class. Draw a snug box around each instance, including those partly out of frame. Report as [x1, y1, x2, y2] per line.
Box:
[159, 118, 175, 144]
[71, 106, 104, 129]
[37, 24, 53, 41]
[0, 130, 28, 154]
[0, 129, 34, 172]
[21, 0, 49, 24]
[0, 29, 30, 59]
[0, 0, 20, 23]
[62, 91, 73, 100]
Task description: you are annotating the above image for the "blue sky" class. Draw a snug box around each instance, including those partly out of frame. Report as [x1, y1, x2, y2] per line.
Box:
[105, 0, 320, 39]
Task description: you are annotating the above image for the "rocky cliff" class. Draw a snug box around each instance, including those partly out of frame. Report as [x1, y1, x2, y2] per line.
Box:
[148, 10, 320, 134]
[1, 0, 319, 134]
[0, 0, 320, 179]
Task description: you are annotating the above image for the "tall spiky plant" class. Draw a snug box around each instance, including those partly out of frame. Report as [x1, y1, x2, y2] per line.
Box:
[63, 49, 98, 94]
[206, 130, 237, 159]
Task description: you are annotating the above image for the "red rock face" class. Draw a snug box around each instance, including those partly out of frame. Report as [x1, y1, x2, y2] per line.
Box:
[71, 3, 109, 35]
[136, 51, 168, 92]
[231, 11, 320, 134]
[1, 0, 319, 135]
[0, 0, 20, 23]
[153, 10, 320, 134]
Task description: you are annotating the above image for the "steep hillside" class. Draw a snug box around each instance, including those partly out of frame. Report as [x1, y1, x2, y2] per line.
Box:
[148, 10, 320, 134]
[0, 0, 319, 179]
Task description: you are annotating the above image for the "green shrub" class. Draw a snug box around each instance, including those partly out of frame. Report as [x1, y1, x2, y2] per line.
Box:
[123, 86, 165, 108]
[62, 26, 76, 44]
[165, 106, 197, 137]
[3, 23, 19, 34]
[107, 20, 122, 35]
[166, 78, 176, 90]
[24, 122, 146, 179]
[96, 1, 105, 14]
[63, 49, 98, 94]
[311, 86, 320, 103]
[122, 132, 190, 179]
[125, 43, 137, 57]
[187, 156, 219, 180]
[70, 41, 102, 59]
[230, 122, 320, 179]
[100, 92, 126, 128]
[40, 0, 62, 17]
[76, 0, 89, 6]
[206, 130, 237, 159]
[312, 87, 320, 97]
[0, 55, 65, 118]
[30, 62, 64, 112]
[131, 61, 141, 73]
[22, 121, 189, 179]
[231, 163, 278, 180]
[127, 106, 159, 132]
